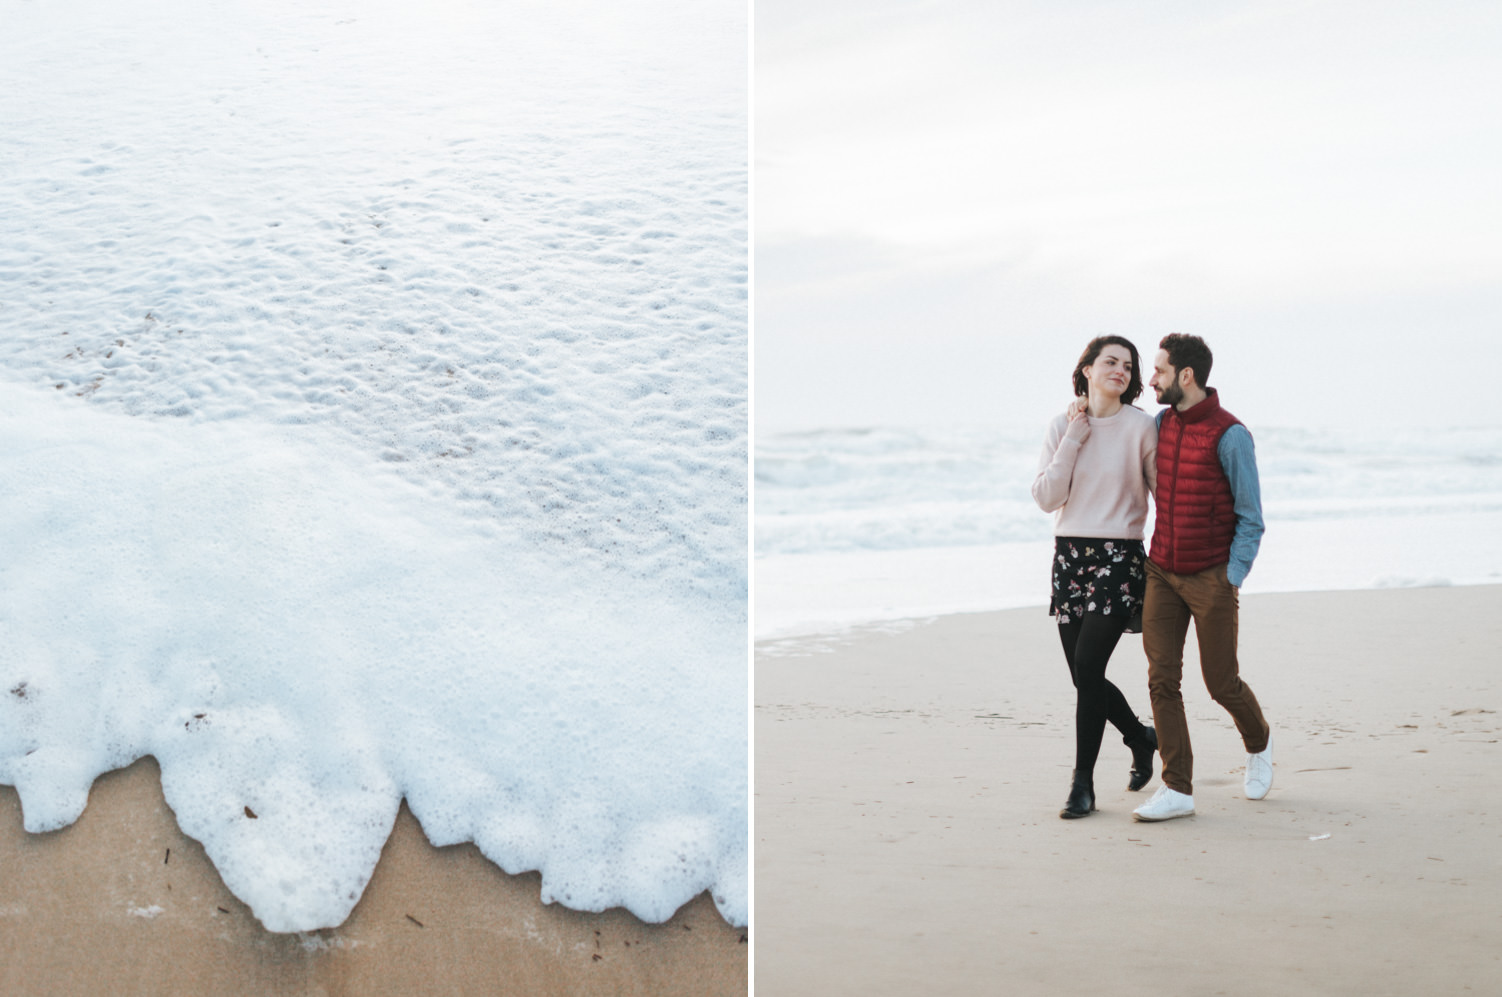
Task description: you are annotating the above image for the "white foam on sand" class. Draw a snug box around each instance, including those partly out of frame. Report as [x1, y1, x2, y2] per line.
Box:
[0, 0, 746, 933]
[0, 388, 746, 932]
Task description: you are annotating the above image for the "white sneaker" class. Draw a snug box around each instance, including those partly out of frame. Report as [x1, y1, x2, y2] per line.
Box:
[1245, 732, 1274, 800]
[1132, 785, 1195, 822]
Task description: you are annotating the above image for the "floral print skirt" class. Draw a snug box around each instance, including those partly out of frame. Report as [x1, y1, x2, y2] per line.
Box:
[1050, 536, 1147, 633]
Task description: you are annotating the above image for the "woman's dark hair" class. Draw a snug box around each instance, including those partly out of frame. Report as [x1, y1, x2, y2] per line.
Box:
[1072, 336, 1143, 405]
[1158, 333, 1213, 388]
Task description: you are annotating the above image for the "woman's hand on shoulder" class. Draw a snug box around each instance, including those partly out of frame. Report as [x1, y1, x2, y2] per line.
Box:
[1064, 397, 1090, 443]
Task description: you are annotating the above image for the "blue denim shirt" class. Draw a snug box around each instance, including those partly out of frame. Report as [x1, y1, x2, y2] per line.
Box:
[1155, 412, 1265, 587]
[1217, 425, 1264, 587]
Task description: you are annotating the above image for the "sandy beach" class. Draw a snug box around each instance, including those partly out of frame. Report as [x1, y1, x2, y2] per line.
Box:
[755, 585, 1502, 995]
[0, 759, 747, 997]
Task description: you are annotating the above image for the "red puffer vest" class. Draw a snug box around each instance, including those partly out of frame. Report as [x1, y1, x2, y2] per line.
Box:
[1149, 389, 1243, 574]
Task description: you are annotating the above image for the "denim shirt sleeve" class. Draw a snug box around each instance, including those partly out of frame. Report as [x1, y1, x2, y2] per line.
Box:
[1218, 425, 1264, 587]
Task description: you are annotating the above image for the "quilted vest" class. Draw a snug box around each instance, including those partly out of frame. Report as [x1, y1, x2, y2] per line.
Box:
[1149, 389, 1244, 574]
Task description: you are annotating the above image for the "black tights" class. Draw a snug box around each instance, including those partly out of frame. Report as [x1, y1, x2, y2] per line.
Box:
[1057, 614, 1150, 778]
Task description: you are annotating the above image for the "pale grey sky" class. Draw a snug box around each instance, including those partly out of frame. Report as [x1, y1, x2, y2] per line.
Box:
[756, 0, 1502, 432]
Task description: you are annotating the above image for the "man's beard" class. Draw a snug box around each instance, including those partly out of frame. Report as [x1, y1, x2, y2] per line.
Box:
[1155, 380, 1184, 407]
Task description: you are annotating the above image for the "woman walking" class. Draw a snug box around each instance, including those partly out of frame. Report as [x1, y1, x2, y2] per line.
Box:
[1032, 336, 1160, 818]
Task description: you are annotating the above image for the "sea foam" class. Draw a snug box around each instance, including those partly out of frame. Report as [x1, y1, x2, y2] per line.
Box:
[0, 388, 746, 931]
[1, 0, 745, 932]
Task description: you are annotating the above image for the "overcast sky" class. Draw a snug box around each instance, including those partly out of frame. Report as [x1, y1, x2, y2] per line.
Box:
[755, 0, 1502, 433]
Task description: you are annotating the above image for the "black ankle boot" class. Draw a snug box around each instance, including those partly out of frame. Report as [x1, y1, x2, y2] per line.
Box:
[1059, 770, 1095, 819]
[1125, 726, 1158, 792]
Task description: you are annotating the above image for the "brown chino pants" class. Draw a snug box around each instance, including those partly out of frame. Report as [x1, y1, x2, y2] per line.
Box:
[1143, 560, 1270, 795]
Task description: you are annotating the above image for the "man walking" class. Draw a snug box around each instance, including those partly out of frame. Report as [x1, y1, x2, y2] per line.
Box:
[1132, 334, 1272, 822]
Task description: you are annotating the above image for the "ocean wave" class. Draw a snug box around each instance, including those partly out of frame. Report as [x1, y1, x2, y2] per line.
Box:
[756, 423, 1502, 558]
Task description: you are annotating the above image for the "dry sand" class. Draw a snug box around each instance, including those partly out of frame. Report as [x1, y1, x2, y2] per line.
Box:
[0, 758, 746, 997]
[755, 585, 1502, 996]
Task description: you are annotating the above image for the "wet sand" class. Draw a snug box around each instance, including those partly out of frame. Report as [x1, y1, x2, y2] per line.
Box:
[0, 758, 746, 997]
[755, 585, 1502, 995]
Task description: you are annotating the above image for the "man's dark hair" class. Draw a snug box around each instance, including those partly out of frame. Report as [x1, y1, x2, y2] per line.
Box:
[1071, 335, 1144, 405]
[1158, 333, 1213, 389]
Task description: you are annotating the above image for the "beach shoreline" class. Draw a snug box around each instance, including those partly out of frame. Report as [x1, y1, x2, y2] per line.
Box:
[753, 509, 1502, 642]
[0, 757, 747, 997]
[755, 585, 1502, 995]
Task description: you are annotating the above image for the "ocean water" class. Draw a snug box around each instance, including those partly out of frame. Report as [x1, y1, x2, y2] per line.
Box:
[755, 420, 1502, 640]
[0, 0, 746, 932]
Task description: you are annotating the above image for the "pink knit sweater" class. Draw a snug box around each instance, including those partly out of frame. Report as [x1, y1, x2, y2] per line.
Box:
[1032, 404, 1158, 540]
